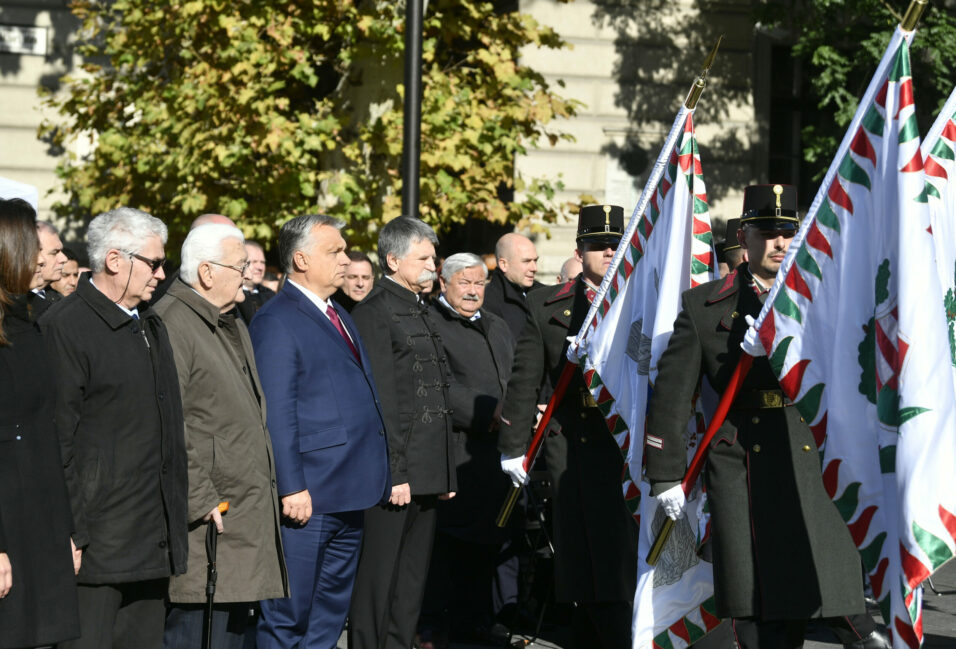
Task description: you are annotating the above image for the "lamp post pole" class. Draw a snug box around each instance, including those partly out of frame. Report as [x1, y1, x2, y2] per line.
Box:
[401, 0, 424, 219]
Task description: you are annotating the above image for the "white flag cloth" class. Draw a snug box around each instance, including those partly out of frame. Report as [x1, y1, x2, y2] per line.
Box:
[751, 27, 956, 648]
[919, 87, 956, 381]
[573, 113, 719, 649]
[0, 176, 39, 211]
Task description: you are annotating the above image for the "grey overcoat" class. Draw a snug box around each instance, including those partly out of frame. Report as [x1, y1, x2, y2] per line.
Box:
[155, 280, 288, 603]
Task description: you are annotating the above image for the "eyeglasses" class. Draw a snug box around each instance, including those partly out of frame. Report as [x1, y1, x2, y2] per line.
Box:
[207, 260, 251, 275]
[126, 252, 166, 272]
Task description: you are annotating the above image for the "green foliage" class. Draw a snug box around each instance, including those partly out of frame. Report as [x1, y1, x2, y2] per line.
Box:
[40, 0, 579, 251]
[755, 0, 956, 177]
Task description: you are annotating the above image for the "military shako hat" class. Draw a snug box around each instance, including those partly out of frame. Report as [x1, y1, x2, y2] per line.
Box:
[576, 204, 625, 248]
[722, 217, 741, 253]
[740, 184, 799, 230]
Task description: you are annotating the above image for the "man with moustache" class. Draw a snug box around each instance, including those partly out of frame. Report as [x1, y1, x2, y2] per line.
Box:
[646, 185, 887, 649]
[498, 205, 638, 649]
[484, 232, 543, 341]
[420, 253, 515, 645]
[41, 207, 188, 649]
[348, 217, 456, 649]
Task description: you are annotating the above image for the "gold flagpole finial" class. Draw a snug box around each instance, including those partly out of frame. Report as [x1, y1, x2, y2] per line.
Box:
[901, 0, 929, 32]
[685, 36, 723, 110]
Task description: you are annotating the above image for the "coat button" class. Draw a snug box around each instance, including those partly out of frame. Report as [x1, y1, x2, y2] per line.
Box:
[580, 436, 587, 443]
[580, 412, 587, 419]
[379, 429, 385, 436]
[272, 479, 277, 487]
[15, 435, 21, 440]
[802, 445, 811, 452]
[564, 309, 571, 316]
[158, 540, 167, 548]
[751, 416, 760, 424]
[799, 417, 805, 423]
[752, 444, 761, 453]
[732, 311, 739, 319]
[158, 392, 165, 400]
[161, 463, 168, 474]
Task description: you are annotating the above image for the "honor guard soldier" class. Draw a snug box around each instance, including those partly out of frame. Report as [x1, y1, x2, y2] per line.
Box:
[498, 205, 639, 649]
[646, 185, 889, 649]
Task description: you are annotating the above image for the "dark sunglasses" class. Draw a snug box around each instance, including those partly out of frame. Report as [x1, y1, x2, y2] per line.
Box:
[582, 241, 619, 253]
[126, 251, 166, 272]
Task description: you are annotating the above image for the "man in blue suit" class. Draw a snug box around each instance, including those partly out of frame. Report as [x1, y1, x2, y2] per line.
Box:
[249, 214, 391, 649]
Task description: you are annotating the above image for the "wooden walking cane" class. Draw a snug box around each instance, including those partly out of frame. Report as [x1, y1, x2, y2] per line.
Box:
[496, 361, 577, 528]
[645, 354, 754, 565]
[203, 501, 229, 649]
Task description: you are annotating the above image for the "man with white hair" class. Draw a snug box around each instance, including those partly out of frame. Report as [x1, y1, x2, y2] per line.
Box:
[154, 224, 288, 649]
[349, 217, 457, 649]
[419, 252, 517, 645]
[41, 207, 189, 649]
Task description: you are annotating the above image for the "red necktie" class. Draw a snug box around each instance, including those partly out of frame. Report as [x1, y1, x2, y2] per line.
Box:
[326, 304, 361, 363]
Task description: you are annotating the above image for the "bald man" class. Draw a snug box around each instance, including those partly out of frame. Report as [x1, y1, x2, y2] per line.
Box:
[556, 257, 582, 284]
[483, 233, 543, 342]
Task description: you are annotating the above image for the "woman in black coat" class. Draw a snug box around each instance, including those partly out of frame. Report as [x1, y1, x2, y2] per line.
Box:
[0, 198, 80, 648]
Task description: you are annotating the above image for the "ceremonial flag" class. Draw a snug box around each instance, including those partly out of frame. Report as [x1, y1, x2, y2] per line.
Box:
[570, 112, 718, 648]
[919, 87, 956, 376]
[751, 27, 956, 648]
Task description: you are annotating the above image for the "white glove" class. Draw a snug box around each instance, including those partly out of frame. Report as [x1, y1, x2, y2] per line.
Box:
[657, 484, 687, 521]
[500, 454, 529, 488]
[740, 315, 767, 357]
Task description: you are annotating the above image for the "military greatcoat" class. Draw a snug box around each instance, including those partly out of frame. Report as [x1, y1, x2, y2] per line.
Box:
[499, 278, 638, 604]
[645, 267, 864, 620]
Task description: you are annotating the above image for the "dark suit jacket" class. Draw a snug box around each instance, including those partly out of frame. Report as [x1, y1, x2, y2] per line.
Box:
[237, 285, 276, 325]
[248, 282, 390, 513]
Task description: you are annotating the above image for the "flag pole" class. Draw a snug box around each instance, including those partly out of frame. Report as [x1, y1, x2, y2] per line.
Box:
[495, 361, 576, 527]
[646, 353, 753, 565]
[495, 40, 723, 529]
[567, 37, 722, 363]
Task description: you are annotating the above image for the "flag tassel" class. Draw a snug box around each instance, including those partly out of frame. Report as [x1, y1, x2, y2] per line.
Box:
[647, 353, 755, 565]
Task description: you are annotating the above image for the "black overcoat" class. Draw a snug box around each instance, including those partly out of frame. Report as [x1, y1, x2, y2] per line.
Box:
[40, 279, 189, 583]
[430, 300, 515, 543]
[645, 268, 865, 620]
[351, 279, 456, 495]
[498, 279, 638, 603]
[482, 268, 544, 343]
[0, 297, 80, 648]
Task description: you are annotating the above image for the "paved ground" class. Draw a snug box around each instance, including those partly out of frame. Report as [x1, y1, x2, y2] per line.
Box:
[336, 558, 956, 648]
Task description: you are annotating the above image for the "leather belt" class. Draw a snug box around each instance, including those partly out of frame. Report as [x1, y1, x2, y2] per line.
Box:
[733, 389, 792, 410]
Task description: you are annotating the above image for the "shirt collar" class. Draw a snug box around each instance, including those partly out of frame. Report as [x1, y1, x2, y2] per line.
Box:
[287, 279, 333, 313]
[437, 294, 481, 321]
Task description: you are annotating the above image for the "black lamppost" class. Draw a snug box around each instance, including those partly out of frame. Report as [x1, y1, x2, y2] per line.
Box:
[401, 0, 424, 219]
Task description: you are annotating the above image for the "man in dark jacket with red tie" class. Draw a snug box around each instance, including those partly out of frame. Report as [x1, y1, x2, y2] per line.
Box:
[249, 214, 390, 649]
